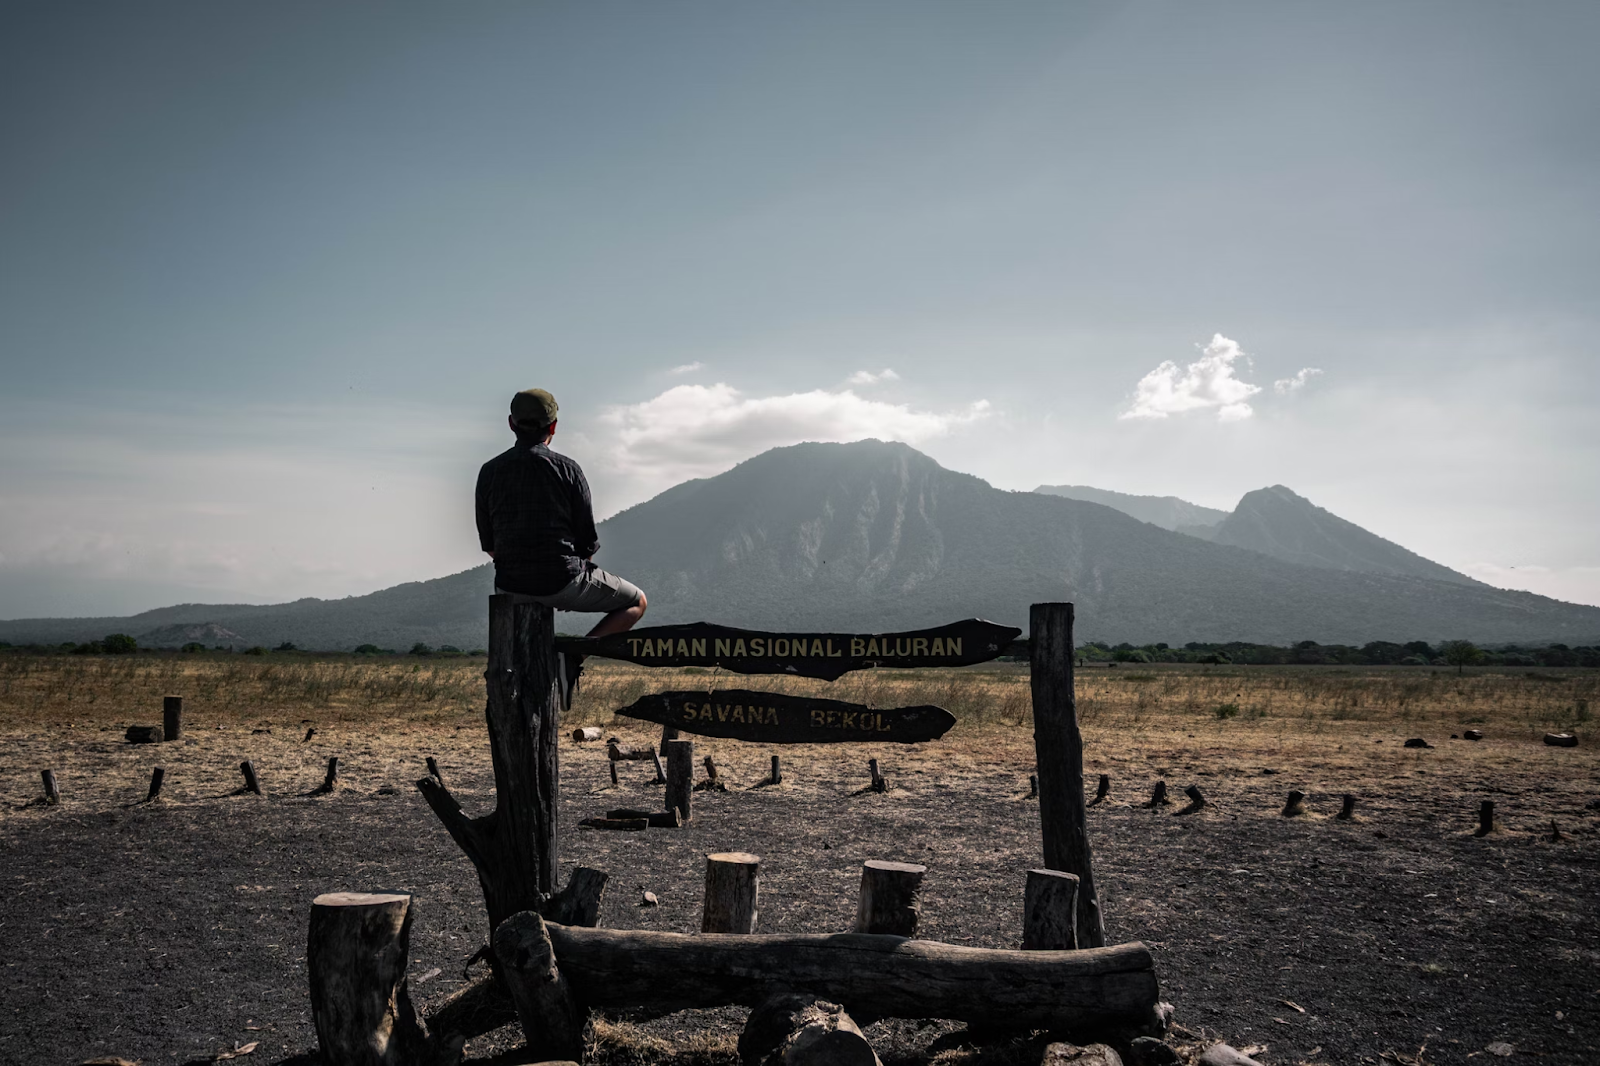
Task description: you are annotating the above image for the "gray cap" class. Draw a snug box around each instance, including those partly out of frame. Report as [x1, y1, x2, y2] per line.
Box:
[510, 388, 558, 427]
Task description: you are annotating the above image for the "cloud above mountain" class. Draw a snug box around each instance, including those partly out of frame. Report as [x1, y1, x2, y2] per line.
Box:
[597, 382, 990, 500]
[1121, 334, 1262, 422]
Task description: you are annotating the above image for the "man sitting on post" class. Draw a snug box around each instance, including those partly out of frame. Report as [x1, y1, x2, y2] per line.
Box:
[476, 389, 647, 665]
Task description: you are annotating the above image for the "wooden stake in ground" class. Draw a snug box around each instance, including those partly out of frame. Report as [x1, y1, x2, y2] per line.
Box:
[306, 891, 430, 1066]
[1144, 781, 1168, 808]
[651, 749, 667, 785]
[1337, 794, 1357, 820]
[1282, 790, 1306, 817]
[492, 910, 584, 1062]
[416, 596, 561, 930]
[1028, 774, 1038, 798]
[239, 760, 262, 795]
[1022, 869, 1080, 950]
[1182, 784, 1207, 812]
[770, 754, 783, 786]
[1089, 774, 1110, 806]
[665, 738, 694, 822]
[1476, 799, 1495, 837]
[1030, 602, 1104, 949]
[146, 767, 164, 802]
[703, 851, 760, 933]
[867, 759, 887, 793]
[312, 756, 339, 796]
[162, 695, 182, 741]
[41, 769, 59, 805]
[853, 860, 926, 937]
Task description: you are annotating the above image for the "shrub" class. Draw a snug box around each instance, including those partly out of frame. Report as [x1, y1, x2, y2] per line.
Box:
[181, 642, 206, 653]
[244, 646, 266, 656]
[353, 644, 383, 654]
[102, 633, 138, 654]
[1215, 702, 1240, 719]
[438, 645, 462, 654]
[275, 641, 298, 652]
[1113, 649, 1154, 663]
[409, 643, 433, 656]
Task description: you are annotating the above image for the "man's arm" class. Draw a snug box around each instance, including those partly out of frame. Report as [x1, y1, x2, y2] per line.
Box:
[475, 463, 495, 556]
[572, 466, 600, 559]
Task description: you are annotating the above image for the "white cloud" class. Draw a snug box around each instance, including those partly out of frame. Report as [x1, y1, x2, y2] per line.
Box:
[1274, 367, 1324, 394]
[846, 368, 901, 386]
[598, 383, 990, 502]
[668, 361, 705, 375]
[1120, 334, 1262, 422]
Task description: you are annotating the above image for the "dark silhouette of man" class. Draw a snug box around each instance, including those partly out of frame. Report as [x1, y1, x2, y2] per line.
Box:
[476, 388, 647, 639]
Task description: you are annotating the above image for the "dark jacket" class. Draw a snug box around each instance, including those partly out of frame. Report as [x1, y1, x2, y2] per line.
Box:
[475, 439, 600, 596]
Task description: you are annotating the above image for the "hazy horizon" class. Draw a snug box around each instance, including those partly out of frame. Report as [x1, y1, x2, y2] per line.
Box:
[4, 2, 1597, 617]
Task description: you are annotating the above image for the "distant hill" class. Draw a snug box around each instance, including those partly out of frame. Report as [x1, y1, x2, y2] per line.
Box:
[1211, 485, 1482, 586]
[3, 441, 1597, 648]
[1033, 484, 1228, 534]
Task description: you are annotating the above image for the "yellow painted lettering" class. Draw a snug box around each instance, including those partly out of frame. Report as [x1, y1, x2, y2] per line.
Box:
[733, 639, 747, 656]
[766, 707, 779, 724]
[931, 638, 945, 656]
[826, 709, 840, 727]
[673, 639, 687, 655]
[842, 711, 857, 729]
[865, 638, 880, 656]
[913, 637, 928, 656]
[717, 704, 729, 722]
[692, 638, 706, 656]
[627, 638, 643, 655]
[895, 638, 911, 656]
[789, 638, 807, 657]
[773, 638, 788, 657]
[877, 713, 891, 731]
[751, 638, 766, 656]
[828, 639, 843, 657]
[811, 710, 825, 727]
[715, 638, 730, 656]
[639, 640, 655, 657]
[850, 637, 864, 656]
[732, 706, 745, 723]
[948, 637, 962, 656]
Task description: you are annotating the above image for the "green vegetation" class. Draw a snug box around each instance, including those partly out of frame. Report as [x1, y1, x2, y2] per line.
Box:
[1077, 639, 1600, 669]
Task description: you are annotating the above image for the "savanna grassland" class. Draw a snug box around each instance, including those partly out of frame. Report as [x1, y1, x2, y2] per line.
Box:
[0, 653, 1596, 1066]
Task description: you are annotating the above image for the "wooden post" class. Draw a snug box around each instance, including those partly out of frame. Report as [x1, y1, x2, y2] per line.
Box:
[41, 769, 59, 805]
[240, 760, 262, 795]
[1022, 869, 1080, 950]
[651, 749, 667, 784]
[660, 723, 680, 755]
[416, 596, 561, 930]
[1282, 790, 1306, 817]
[1028, 774, 1039, 798]
[146, 767, 165, 802]
[1183, 784, 1207, 810]
[1090, 774, 1110, 806]
[704, 754, 721, 784]
[702, 852, 760, 933]
[868, 758, 887, 793]
[1030, 602, 1105, 949]
[1145, 781, 1168, 808]
[308, 756, 339, 796]
[1337, 794, 1357, 820]
[770, 754, 782, 785]
[665, 738, 694, 823]
[162, 695, 182, 741]
[424, 756, 443, 786]
[853, 860, 925, 936]
[307, 891, 430, 1066]
[609, 760, 619, 787]
[1476, 799, 1495, 836]
[492, 910, 584, 1062]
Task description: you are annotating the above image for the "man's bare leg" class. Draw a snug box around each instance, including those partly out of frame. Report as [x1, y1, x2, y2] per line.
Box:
[587, 592, 646, 639]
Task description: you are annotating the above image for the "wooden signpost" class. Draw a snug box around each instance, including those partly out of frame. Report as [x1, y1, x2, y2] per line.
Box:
[616, 690, 957, 744]
[557, 618, 1020, 681]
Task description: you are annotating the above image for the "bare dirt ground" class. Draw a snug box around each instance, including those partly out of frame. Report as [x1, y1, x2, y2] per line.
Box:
[0, 655, 1596, 1066]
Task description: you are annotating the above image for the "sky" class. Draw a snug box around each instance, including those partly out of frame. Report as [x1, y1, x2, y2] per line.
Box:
[2, 1, 1598, 618]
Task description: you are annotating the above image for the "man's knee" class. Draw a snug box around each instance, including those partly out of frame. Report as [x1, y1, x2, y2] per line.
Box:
[634, 589, 647, 615]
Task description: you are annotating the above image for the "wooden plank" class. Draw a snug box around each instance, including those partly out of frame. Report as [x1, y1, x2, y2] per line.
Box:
[557, 619, 1022, 681]
[616, 690, 956, 744]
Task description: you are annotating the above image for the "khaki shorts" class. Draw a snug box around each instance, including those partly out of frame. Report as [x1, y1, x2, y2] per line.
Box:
[496, 566, 643, 614]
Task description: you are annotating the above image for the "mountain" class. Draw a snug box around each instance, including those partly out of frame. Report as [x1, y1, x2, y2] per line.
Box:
[3, 440, 1597, 648]
[1033, 484, 1228, 535]
[1211, 485, 1481, 586]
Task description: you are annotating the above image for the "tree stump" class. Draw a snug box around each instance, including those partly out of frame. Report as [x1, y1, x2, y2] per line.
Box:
[41, 769, 59, 805]
[695, 754, 729, 792]
[306, 892, 430, 1066]
[853, 860, 926, 936]
[1089, 774, 1110, 806]
[665, 739, 694, 822]
[125, 725, 162, 744]
[1282, 790, 1306, 817]
[1022, 869, 1080, 950]
[703, 852, 760, 933]
[571, 726, 602, 742]
[162, 695, 183, 741]
[492, 910, 584, 1063]
[240, 760, 262, 795]
[1476, 799, 1495, 836]
[146, 767, 165, 802]
[1144, 781, 1168, 808]
[1336, 794, 1357, 820]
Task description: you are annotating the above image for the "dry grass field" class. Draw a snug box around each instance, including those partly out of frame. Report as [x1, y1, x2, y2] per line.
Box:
[0, 653, 1596, 1066]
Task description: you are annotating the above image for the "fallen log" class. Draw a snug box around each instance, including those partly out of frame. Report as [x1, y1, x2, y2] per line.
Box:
[605, 807, 681, 828]
[580, 816, 647, 831]
[1544, 733, 1578, 747]
[543, 925, 1160, 1031]
[572, 726, 602, 743]
[125, 725, 162, 744]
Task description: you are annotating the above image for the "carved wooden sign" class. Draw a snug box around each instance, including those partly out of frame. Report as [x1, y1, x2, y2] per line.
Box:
[556, 619, 1021, 681]
[616, 690, 958, 744]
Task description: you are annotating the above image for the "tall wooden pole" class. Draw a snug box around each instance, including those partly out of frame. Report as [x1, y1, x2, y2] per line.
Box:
[1030, 602, 1105, 948]
[417, 595, 560, 929]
